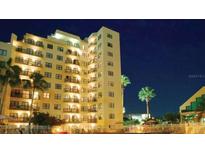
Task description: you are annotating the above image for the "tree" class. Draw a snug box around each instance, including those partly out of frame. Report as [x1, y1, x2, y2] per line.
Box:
[163, 112, 180, 124]
[138, 86, 156, 118]
[22, 72, 48, 133]
[0, 58, 22, 114]
[32, 112, 62, 126]
[121, 75, 131, 113]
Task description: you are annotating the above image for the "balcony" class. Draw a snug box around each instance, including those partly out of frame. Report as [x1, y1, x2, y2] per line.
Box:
[10, 93, 33, 99]
[65, 69, 80, 74]
[15, 57, 42, 67]
[88, 98, 97, 102]
[24, 39, 44, 48]
[88, 68, 97, 73]
[87, 88, 97, 92]
[87, 119, 97, 123]
[9, 105, 29, 111]
[66, 50, 80, 57]
[63, 98, 80, 103]
[64, 79, 80, 84]
[65, 60, 80, 66]
[8, 117, 29, 123]
[16, 47, 43, 58]
[81, 109, 97, 112]
[88, 77, 97, 83]
[63, 108, 80, 113]
[63, 119, 81, 123]
[88, 42, 97, 48]
[64, 88, 80, 93]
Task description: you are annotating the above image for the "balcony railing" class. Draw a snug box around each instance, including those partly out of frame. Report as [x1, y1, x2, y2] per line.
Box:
[8, 117, 29, 123]
[87, 119, 97, 123]
[63, 108, 80, 113]
[81, 109, 97, 112]
[65, 60, 80, 66]
[65, 69, 80, 74]
[63, 98, 80, 103]
[15, 58, 42, 67]
[10, 93, 33, 99]
[66, 50, 80, 57]
[63, 119, 81, 123]
[88, 68, 97, 73]
[9, 105, 29, 111]
[88, 78, 97, 83]
[64, 88, 80, 93]
[88, 98, 97, 102]
[88, 42, 97, 48]
[87, 88, 97, 92]
[16, 47, 43, 58]
[24, 39, 44, 48]
[64, 79, 80, 84]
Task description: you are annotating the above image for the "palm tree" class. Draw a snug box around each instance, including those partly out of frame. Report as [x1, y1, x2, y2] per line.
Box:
[22, 72, 48, 133]
[121, 75, 131, 113]
[138, 86, 156, 118]
[0, 58, 22, 114]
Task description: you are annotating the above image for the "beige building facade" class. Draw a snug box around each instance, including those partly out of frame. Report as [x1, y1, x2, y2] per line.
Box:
[0, 26, 123, 132]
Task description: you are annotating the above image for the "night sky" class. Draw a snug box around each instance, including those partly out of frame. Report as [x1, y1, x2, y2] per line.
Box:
[0, 19, 204, 117]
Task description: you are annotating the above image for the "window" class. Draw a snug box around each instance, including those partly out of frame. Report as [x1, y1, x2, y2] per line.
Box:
[109, 103, 115, 108]
[0, 49, 7, 56]
[43, 92, 50, 99]
[108, 71, 114, 76]
[46, 52, 53, 59]
[47, 82, 51, 88]
[109, 113, 115, 119]
[45, 62, 52, 68]
[44, 72, 52, 78]
[55, 84, 62, 89]
[55, 93, 61, 100]
[54, 104, 61, 110]
[98, 43, 102, 50]
[107, 61, 114, 66]
[108, 81, 114, 87]
[98, 34, 101, 40]
[42, 103, 50, 109]
[57, 46, 64, 52]
[56, 65, 63, 70]
[56, 55, 63, 61]
[108, 92, 114, 97]
[55, 74, 62, 80]
[107, 52, 113, 57]
[107, 34, 113, 39]
[47, 44, 53, 49]
[107, 42, 113, 48]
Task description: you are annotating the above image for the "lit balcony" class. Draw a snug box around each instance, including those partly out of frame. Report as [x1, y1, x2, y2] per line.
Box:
[87, 119, 97, 123]
[63, 119, 81, 123]
[9, 105, 29, 111]
[64, 88, 80, 93]
[16, 47, 43, 58]
[88, 68, 97, 73]
[64, 78, 80, 84]
[63, 108, 80, 113]
[8, 117, 29, 123]
[64, 69, 80, 74]
[63, 98, 80, 103]
[88, 77, 97, 83]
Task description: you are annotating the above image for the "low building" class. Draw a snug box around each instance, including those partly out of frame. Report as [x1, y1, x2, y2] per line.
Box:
[126, 113, 149, 123]
[180, 86, 205, 123]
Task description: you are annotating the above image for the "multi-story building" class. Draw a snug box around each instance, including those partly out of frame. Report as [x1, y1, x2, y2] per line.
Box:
[0, 26, 123, 132]
[180, 86, 205, 123]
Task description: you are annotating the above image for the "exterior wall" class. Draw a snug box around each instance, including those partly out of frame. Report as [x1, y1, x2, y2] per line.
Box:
[0, 26, 123, 132]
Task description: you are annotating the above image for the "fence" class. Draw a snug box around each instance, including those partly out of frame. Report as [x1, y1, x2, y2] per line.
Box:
[124, 123, 205, 134]
[0, 125, 51, 134]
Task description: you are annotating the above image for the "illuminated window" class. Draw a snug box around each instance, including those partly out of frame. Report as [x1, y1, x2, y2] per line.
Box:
[55, 84, 62, 89]
[55, 74, 62, 80]
[55, 93, 61, 100]
[42, 103, 50, 109]
[108, 71, 114, 76]
[44, 72, 52, 78]
[107, 61, 114, 66]
[22, 91, 30, 99]
[33, 91, 39, 99]
[54, 104, 61, 110]
[46, 52, 53, 59]
[0, 49, 7, 56]
[107, 51, 113, 57]
[57, 46, 64, 52]
[43, 92, 50, 99]
[109, 113, 115, 119]
[107, 42, 113, 48]
[56, 55, 63, 61]
[45, 62, 52, 68]
[47, 44, 53, 49]
[109, 103, 115, 108]
[108, 92, 114, 97]
[56, 65, 63, 70]
[107, 33, 113, 39]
